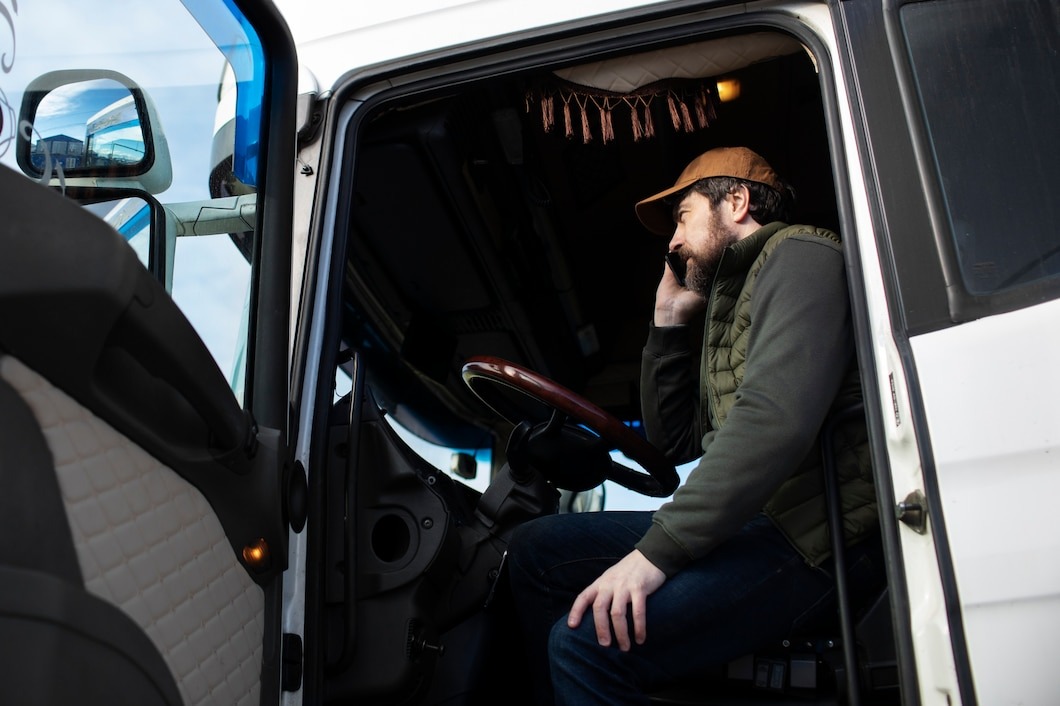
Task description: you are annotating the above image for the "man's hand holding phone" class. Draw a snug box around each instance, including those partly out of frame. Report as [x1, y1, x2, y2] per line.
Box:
[655, 251, 706, 327]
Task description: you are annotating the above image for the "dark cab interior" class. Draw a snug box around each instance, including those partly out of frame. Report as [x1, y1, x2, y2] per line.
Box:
[340, 32, 839, 447]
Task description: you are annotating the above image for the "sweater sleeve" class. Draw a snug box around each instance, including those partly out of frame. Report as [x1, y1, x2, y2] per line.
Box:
[640, 323, 706, 465]
[636, 236, 854, 576]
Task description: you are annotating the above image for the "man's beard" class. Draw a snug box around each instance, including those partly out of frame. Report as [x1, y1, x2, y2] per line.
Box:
[685, 212, 739, 297]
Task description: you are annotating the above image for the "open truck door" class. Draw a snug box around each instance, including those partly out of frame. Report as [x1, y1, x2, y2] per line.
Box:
[0, 1, 301, 703]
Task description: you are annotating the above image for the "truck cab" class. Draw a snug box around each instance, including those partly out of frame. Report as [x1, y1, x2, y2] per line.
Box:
[1, 1, 1058, 705]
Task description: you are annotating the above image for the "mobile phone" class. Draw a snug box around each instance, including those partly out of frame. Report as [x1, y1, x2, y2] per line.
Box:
[665, 251, 687, 288]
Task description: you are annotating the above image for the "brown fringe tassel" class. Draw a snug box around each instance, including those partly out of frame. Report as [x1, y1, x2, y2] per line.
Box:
[630, 99, 643, 141]
[596, 98, 615, 143]
[680, 100, 694, 132]
[529, 79, 715, 143]
[695, 86, 716, 127]
[563, 95, 574, 139]
[542, 93, 555, 133]
[694, 92, 708, 128]
[642, 99, 655, 138]
[577, 95, 592, 143]
[667, 93, 681, 131]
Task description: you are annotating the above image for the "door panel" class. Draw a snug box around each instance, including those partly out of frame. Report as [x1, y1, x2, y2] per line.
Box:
[0, 0, 298, 698]
[0, 149, 282, 703]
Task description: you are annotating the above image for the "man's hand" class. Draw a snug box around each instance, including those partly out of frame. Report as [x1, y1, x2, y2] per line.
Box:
[654, 260, 706, 327]
[567, 550, 666, 651]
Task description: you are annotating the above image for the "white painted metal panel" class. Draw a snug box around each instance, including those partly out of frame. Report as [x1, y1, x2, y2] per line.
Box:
[910, 297, 1060, 705]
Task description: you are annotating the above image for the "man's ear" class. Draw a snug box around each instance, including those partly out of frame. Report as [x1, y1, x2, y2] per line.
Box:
[729, 184, 752, 222]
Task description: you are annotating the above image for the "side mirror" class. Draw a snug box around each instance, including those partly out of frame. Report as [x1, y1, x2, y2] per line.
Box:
[559, 486, 606, 513]
[16, 69, 172, 194]
[450, 452, 478, 480]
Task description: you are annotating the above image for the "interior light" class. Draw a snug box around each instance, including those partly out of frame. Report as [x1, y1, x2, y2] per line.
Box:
[716, 78, 741, 103]
[242, 538, 270, 569]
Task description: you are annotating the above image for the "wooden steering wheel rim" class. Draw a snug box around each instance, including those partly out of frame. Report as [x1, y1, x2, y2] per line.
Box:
[461, 356, 678, 497]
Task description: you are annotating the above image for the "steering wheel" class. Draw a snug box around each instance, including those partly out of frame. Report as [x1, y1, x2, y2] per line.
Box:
[461, 356, 679, 497]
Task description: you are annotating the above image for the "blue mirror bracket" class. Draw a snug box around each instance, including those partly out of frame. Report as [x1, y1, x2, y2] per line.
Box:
[180, 0, 265, 188]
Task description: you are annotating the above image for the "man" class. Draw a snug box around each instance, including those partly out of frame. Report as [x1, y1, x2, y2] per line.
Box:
[507, 147, 881, 705]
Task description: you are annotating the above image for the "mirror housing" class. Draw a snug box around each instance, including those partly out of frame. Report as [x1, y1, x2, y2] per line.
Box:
[450, 452, 478, 480]
[16, 69, 172, 194]
[560, 486, 606, 513]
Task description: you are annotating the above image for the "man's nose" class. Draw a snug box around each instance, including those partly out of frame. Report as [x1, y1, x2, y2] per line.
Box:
[668, 229, 683, 251]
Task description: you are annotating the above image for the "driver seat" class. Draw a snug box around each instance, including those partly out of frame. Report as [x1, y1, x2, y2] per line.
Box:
[0, 363, 183, 704]
[650, 403, 896, 705]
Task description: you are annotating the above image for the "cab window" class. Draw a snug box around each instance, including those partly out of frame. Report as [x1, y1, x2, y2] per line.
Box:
[901, 0, 1060, 300]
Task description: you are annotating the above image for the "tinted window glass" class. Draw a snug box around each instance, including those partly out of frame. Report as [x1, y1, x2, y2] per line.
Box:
[902, 0, 1060, 296]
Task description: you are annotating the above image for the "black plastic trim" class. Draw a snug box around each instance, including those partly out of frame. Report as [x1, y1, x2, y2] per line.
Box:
[62, 186, 168, 287]
[282, 633, 305, 692]
[233, 0, 298, 434]
[300, 170, 363, 704]
[225, 3, 300, 705]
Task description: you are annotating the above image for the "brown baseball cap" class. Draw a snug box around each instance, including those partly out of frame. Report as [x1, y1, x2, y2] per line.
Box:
[634, 146, 783, 235]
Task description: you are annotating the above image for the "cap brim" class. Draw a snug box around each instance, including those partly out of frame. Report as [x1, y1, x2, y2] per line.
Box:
[634, 178, 697, 235]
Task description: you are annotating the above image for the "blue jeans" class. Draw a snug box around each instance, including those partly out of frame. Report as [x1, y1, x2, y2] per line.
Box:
[506, 511, 883, 706]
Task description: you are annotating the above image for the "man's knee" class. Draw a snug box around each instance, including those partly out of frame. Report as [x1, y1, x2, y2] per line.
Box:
[548, 617, 644, 700]
[511, 513, 567, 548]
[549, 612, 649, 670]
[548, 615, 599, 669]
[507, 514, 566, 579]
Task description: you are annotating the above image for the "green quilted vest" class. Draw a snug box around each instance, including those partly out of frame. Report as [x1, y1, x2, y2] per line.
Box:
[702, 222, 877, 565]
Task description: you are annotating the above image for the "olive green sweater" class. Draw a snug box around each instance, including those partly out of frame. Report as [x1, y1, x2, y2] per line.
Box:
[636, 223, 877, 575]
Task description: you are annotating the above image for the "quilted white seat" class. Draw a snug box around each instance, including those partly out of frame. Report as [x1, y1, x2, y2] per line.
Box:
[1, 355, 265, 706]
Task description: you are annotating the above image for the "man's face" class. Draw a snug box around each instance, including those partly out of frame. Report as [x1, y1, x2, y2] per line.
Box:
[669, 190, 740, 296]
